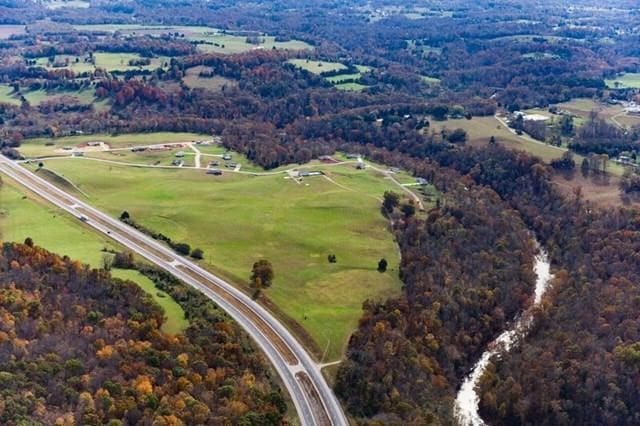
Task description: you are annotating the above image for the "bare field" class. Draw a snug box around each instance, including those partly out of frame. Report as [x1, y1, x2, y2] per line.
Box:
[553, 172, 629, 207]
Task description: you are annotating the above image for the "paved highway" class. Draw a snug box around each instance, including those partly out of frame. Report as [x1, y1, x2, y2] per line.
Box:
[0, 156, 348, 426]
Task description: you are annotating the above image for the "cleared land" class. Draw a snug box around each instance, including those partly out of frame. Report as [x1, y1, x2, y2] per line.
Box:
[183, 66, 238, 91]
[289, 60, 372, 91]
[45, 0, 90, 9]
[0, 178, 187, 334]
[606, 73, 640, 89]
[421, 75, 441, 85]
[74, 24, 312, 54]
[430, 116, 571, 162]
[19, 132, 207, 158]
[33, 53, 169, 73]
[0, 84, 97, 107]
[288, 59, 348, 74]
[553, 172, 627, 208]
[22, 147, 420, 361]
[0, 25, 25, 39]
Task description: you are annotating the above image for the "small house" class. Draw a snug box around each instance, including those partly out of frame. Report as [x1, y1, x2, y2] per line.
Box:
[225, 162, 238, 168]
[416, 177, 428, 185]
[175, 151, 185, 158]
[171, 159, 184, 167]
[222, 153, 232, 161]
[209, 160, 220, 167]
[207, 169, 223, 175]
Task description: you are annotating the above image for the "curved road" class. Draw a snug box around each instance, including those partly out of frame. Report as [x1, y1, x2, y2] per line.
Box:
[0, 156, 347, 426]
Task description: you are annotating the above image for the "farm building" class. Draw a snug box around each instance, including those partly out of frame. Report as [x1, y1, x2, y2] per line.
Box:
[297, 170, 323, 178]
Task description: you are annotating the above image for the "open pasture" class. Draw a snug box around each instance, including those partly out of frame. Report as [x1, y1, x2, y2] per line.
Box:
[18, 132, 208, 158]
[27, 154, 420, 361]
[183, 66, 238, 91]
[606, 73, 640, 89]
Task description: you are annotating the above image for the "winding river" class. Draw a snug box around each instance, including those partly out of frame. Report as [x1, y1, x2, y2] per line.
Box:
[453, 247, 553, 426]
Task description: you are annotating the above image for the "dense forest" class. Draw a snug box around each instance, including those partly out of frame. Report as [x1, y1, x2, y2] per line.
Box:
[0, 241, 286, 425]
[335, 175, 537, 423]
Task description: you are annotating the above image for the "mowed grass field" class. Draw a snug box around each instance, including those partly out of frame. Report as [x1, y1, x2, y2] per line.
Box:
[0, 178, 187, 334]
[430, 116, 570, 162]
[431, 115, 627, 177]
[606, 73, 640, 89]
[29, 156, 407, 361]
[19, 132, 207, 157]
[73, 24, 312, 54]
[33, 53, 169, 73]
[0, 84, 97, 107]
[288, 59, 348, 74]
[289, 60, 372, 91]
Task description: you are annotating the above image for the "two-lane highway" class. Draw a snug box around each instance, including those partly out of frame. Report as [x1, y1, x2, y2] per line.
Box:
[0, 156, 348, 426]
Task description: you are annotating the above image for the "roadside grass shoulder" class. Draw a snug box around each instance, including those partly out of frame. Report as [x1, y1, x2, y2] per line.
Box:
[0, 178, 187, 334]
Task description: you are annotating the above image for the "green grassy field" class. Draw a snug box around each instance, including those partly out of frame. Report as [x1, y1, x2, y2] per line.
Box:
[45, 0, 89, 9]
[0, 84, 97, 107]
[34, 53, 170, 73]
[27, 157, 410, 361]
[431, 115, 628, 177]
[421, 75, 441, 85]
[19, 132, 207, 158]
[325, 73, 361, 83]
[0, 84, 22, 105]
[334, 82, 368, 91]
[84, 150, 195, 168]
[288, 59, 348, 74]
[0, 178, 187, 334]
[73, 24, 312, 54]
[606, 73, 640, 89]
[288, 60, 372, 91]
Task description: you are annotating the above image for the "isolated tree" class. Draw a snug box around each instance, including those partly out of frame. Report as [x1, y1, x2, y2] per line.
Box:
[401, 203, 416, 218]
[383, 191, 400, 213]
[581, 158, 590, 178]
[113, 251, 135, 269]
[377, 258, 388, 273]
[102, 253, 114, 271]
[250, 260, 274, 297]
[24, 237, 34, 247]
[447, 128, 468, 143]
[120, 211, 130, 221]
[191, 248, 204, 260]
[328, 254, 337, 263]
[173, 243, 191, 256]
